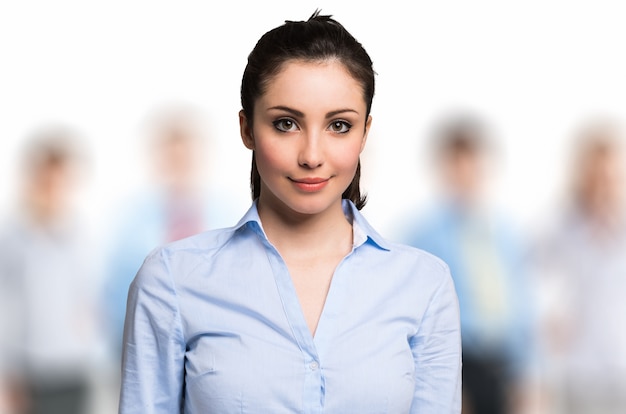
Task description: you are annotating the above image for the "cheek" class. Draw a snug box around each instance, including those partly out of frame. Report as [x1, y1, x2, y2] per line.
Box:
[333, 140, 363, 172]
[254, 140, 290, 175]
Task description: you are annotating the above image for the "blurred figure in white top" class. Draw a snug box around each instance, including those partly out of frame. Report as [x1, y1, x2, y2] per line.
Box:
[531, 118, 626, 414]
[0, 126, 102, 414]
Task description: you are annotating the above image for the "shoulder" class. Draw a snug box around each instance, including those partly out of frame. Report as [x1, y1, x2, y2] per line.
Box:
[358, 231, 455, 301]
[0, 215, 33, 258]
[127, 225, 243, 303]
[386, 239, 452, 280]
[361, 239, 459, 323]
[141, 225, 241, 269]
[386, 241, 460, 319]
[351, 203, 453, 286]
[131, 202, 262, 286]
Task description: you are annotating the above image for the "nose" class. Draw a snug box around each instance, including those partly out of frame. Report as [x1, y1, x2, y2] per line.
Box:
[298, 132, 324, 169]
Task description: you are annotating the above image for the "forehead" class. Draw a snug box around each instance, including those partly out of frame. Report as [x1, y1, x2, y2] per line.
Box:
[258, 59, 366, 110]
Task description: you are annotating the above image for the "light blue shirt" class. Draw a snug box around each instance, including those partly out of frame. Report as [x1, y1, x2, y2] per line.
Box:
[120, 200, 461, 413]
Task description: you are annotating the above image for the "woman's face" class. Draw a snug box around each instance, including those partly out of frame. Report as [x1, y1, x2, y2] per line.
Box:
[240, 59, 371, 218]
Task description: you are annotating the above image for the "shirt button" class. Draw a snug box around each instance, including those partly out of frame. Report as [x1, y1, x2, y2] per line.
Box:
[309, 361, 319, 370]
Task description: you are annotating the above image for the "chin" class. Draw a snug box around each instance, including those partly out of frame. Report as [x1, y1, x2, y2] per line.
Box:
[287, 203, 330, 216]
[282, 196, 340, 217]
[260, 185, 344, 217]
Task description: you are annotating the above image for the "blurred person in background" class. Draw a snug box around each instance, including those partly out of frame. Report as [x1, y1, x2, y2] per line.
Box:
[102, 106, 239, 361]
[0, 126, 102, 414]
[530, 119, 626, 414]
[399, 115, 537, 414]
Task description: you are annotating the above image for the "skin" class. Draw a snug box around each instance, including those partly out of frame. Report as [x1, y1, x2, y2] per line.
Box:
[24, 162, 77, 224]
[151, 126, 205, 195]
[443, 152, 482, 201]
[239, 59, 372, 336]
[578, 148, 624, 225]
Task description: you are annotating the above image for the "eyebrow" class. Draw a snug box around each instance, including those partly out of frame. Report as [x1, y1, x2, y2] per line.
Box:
[268, 106, 359, 118]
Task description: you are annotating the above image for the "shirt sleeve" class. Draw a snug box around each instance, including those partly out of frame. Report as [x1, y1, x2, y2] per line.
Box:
[119, 248, 186, 414]
[410, 264, 462, 413]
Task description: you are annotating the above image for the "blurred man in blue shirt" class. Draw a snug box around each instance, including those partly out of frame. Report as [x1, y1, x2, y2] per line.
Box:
[400, 115, 536, 414]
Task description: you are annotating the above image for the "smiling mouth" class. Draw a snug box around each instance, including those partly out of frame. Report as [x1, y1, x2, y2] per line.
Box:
[290, 177, 330, 192]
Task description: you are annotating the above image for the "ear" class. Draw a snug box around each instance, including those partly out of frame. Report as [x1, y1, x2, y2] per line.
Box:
[239, 110, 255, 150]
[360, 115, 372, 153]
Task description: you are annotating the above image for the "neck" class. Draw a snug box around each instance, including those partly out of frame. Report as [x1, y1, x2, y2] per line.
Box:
[257, 199, 353, 258]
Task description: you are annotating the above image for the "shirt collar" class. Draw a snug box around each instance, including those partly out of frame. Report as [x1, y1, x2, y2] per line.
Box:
[234, 200, 390, 251]
[342, 199, 390, 251]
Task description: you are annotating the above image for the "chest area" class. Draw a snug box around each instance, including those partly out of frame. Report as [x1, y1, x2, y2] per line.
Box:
[286, 254, 344, 334]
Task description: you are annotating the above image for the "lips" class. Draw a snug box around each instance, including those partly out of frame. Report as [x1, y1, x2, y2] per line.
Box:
[290, 177, 330, 192]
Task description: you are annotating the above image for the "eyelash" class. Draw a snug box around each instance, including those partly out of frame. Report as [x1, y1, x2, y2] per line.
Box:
[272, 118, 297, 132]
[329, 120, 352, 134]
[272, 118, 353, 134]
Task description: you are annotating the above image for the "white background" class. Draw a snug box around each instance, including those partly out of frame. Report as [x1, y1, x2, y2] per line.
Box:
[1, 0, 625, 236]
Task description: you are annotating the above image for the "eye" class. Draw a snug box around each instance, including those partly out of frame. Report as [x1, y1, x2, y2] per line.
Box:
[328, 120, 352, 134]
[273, 118, 298, 132]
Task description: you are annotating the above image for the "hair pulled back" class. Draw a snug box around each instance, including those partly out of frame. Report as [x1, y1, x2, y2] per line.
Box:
[240, 10, 375, 210]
